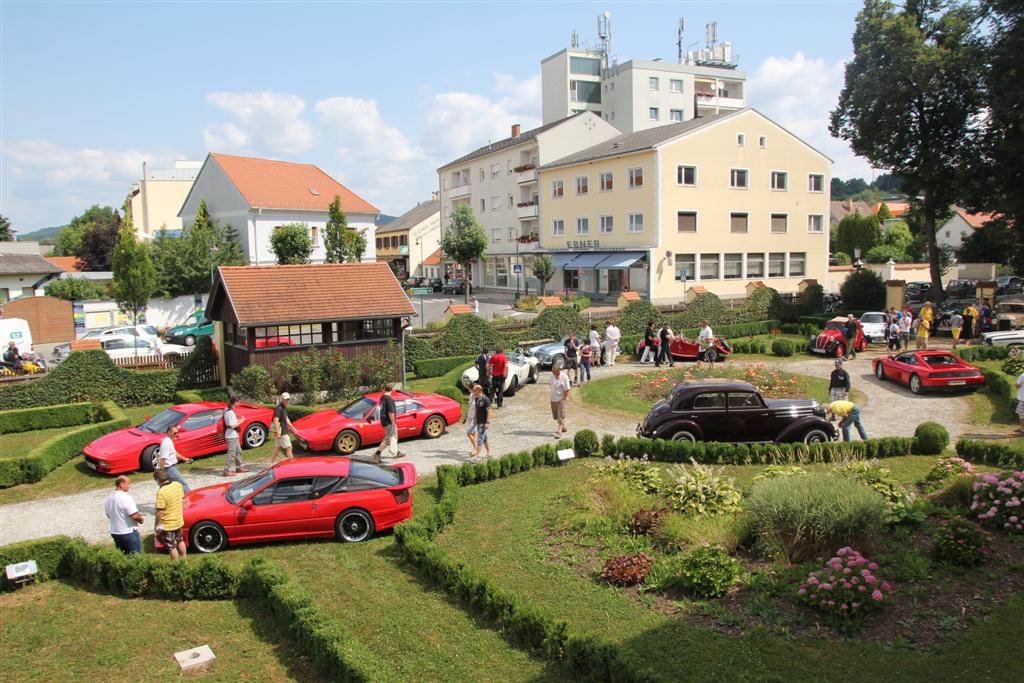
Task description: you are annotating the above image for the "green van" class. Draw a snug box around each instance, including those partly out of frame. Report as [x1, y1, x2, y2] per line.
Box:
[165, 311, 213, 346]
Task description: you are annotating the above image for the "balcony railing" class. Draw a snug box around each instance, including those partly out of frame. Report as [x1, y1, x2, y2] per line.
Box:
[695, 95, 745, 109]
[448, 183, 471, 199]
[516, 202, 539, 219]
[515, 167, 537, 184]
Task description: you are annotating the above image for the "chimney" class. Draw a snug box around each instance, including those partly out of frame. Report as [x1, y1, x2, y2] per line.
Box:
[431, 190, 439, 201]
[511, 123, 521, 137]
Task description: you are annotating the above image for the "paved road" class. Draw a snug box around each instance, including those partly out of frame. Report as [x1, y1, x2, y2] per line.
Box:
[409, 290, 536, 325]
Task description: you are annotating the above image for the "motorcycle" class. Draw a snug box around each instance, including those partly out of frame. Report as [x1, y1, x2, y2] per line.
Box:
[821, 293, 842, 314]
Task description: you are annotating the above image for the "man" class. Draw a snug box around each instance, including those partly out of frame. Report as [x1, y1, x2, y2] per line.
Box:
[950, 311, 964, 350]
[154, 470, 186, 560]
[471, 295, 480, 315]
[105, 475, 143, 555]
[469, 383, 493, 460]
[549, 364, 572, 438]
[962, 301, 977, 345]
[826, 400, 868, 441]
[158, 424, 191, 493]
[475, 347, 491, 398]
[563, 332, 580, 384]
[843, 314, 859, 359]
[588, 324, 602, 367]
[270, 392, 296, 462]
[641, 322, 657, 364]
[829, 359, 851, 402]
[918, 302, 935, 350]
[372, 384, 401, 463]
[223, 395, 248, 476]
[604, 320, 621, 367]
[698, 320, 714, 357]
[656, 323, 675, 368]
[462, 387, 478, 455]
[898, 310, 912, 350]
[3, 341, 22, 371]
[487, 346, 509, 408]
[1015, 371, 1024, 433]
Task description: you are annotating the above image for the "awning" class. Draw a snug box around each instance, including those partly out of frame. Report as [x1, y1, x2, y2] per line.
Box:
[551, 253, 577, 268]
[595, 252, 647, 269]
[566, 253, 610, 268]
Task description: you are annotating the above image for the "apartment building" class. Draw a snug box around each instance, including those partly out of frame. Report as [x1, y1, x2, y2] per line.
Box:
[536, 108, 831, 304]
[374, 197, 441, 278]
[436, 113, 620, 292]
[128, 160, 202, 238]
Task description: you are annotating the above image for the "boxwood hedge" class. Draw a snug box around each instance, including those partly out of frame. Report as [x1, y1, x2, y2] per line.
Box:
[0, 536, 76, 590]
[413, 354, 478, 379]
[0, 402, 99, 434]
[955, 438, 1024, 469]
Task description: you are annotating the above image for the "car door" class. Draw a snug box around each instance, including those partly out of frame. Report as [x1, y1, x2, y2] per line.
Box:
[361, 401, 387, 446]
[101, 338, 128, 359]
[234, 476, 316, 540]
[689, 391, 730, 441]
[726, 391, 771, 442]
[398, 400, 425, 437]
[892, 353, 918, 384]
[309, 476, 343, 533]
[176, 409, 226, 457]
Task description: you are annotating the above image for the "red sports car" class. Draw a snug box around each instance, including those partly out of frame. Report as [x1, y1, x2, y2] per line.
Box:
[635, 336, 732, 363]
[83, 401, 274, 474]
[181, 457, 417, 553]
[808, 317, 868, 358]
[292, 390, 462, 455]
[872, 350, 984, 394]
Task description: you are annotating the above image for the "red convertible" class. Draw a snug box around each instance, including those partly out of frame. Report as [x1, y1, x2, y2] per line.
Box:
[873, 350, 984, 394]
[182, 457, 417, 553]
[636, 336, 733, 363]
[292, 390, 462, 455]
[83, 401, 273, 474]
[808, 317, 868, 358]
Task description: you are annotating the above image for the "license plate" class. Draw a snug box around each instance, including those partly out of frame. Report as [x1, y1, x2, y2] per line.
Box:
[810, 348, 827, 354]
[85, 460, 97, 470]
[948, 380, 966, 386]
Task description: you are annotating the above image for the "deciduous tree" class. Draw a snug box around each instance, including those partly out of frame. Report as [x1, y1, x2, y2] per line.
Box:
[440, 204, 487, 303]
[111, 222, 156, 352]
[0, 215, 12, 241]
[44, 277, 107, 301]
[532, 254, 555, 296]
[271, 223, 313, 265]
[323, 196, 347, 263]
[77, 217, 122, 271]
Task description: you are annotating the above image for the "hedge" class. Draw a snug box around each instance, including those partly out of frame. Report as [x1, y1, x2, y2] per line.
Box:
[0, 536, 76, 591]
[955, 439, 1024, 469]
[957, 346, 1011, 362]
[608, 435, 917, 465]
[413, 354, 478, 379]
[0, 402, 99, 434]
[174, 386, 230, 404]
[981, 366, 1018, 414]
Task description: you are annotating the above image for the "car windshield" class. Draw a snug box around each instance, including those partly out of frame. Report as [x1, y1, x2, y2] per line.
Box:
[339, 397, 376, 419]
[997, 304, 1024, 314]
[924, 354, 960, 367]
[825, 323, 845, 331]
[142, 325, 159, 336]
[861, 313, 884, 324]
[226, 469, 275, 505]
[139, 408, 185, 433]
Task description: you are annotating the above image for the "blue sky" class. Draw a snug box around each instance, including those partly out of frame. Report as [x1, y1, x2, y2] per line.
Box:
[1, 1, 871, 231]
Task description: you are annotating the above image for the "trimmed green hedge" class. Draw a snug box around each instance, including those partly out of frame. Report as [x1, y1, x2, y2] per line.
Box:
[174, 387, 230, 403]
[955, 439, 1024, 469]
[0, 402, 99, 434]
[608, 435, 917, 465]
[0, 536, 76, 591]
[414, 354, 478, 379]
[982, 367, 1018, 413]
[958, 346, 1011, 362]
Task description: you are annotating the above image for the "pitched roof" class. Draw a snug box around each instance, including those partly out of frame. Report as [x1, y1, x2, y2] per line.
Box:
[446, 304, 472, 315]
[208, 153, 378, 214]
[375, 199, 439, 235]
[539, 296, 564, 307]
[422, 248, 442, 266]
[0, 252, 63, 275]
[872, 200, 910, 217]
[439, 114, 582, 170]
[44, 256, 82, 272]
[830, 200, 872, 224]
[208, 262, 413, 326]
[955, 207, 997, 229]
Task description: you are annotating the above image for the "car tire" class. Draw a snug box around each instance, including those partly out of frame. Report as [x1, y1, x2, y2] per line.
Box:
[528, 366, 538, 383]
[190, 521, 227, 554]
[140, 445, 158, 473]
[423, 415, 446, 439]
[243, 423, 267, 449]
[184, 335, 196, 347]
[875, 363, 886, 381]
[670, 429, 697, 443]
[334, 430, 361, 455]
[505, 376, 518, 397]
[335, 508, 375, 543]
[705, 348, 719, 363]
[803, 428, 830, 444]
[551, 355, 566, 370]
[833, 344, 844, 359]
[909, 374, 922, 395]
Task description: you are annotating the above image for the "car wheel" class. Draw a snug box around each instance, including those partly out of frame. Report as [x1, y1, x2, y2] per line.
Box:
[551, 355, 566, 370]
[909, 374, 922, 395]
[803, 428, 830, 444]
[505, 376, 518, 397]
[334, 430, 361, 455]
[528, 366, 538, 383]
[140, 445, 158, 472]
[833, 344, 844, 359]
[190, 521, 227, 554]
[875, 363, 886, 381]
[423, 415, 446, 439]
[184, 335, 196, 347]
[335, 509, 375, 543]
[705, 348, 719, 363]
[243, 423, 267, 449]
[670, 429, 697, 443]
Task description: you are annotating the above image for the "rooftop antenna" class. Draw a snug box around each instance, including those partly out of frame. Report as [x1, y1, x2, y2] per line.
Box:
[570, 30, 578, 48]
[597, 10, 611, 66]
[677, 17, 685, 63]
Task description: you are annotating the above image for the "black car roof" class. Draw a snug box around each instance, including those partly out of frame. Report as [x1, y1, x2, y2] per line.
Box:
[672, 381, 758, 395]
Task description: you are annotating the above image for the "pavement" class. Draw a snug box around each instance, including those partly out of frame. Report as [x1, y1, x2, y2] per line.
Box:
[409, 289, 536, 325]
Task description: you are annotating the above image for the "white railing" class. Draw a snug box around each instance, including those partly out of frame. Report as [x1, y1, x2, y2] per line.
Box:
[516, 203, 539, 219]
[449, 183, 471, 199]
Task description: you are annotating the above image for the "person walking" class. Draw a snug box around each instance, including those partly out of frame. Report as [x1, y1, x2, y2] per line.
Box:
[604, 320, 620, 366]
[549, 365, 572, 438]
[829, 359, 850, 402]
[154, 470, 186, 561]
[826, 399, 868, 441]
[1015, 371, 1024, 432]
[471, 295, 481, 315]
[475, 347, 491, 398]
[950, 311, 964, 350]
[223, 395, 248, 476]
[698, 320, 714, 358]
[919, 302, 935, 348]
[641, 322, 657, 364]
[486, 346, 509, 407]
[898, 310, 912, 350]
[372, 384, 401, 463]
[588, 324, 602, 367]
[105, 475, 143, 555]
[462, 388, 478, 455]
[469, 383, 493, 460]
[656, 323, 675, 367]
[564, 332, 580, 384]
[158, 424, 191, 493]
[579, 341, 593, 383]
[962, 301, 977, 345]
[843, 314, 859, 359]
[270, 392, 296, 462]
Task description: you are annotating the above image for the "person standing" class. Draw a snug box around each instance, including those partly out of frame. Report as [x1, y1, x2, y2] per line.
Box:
[898, 311, 912, 350]
[471, 295, 480, 315]
[950, 311, 964, 350]
[829, 359, 851, 402]
[462, 389, 478, 455]
[826, 400, 868, 441]
[843, 314, 859, 359]
[549, 365, 572, 438]
[641, 322, 657, 364]
[980, 300, 992, 337]
[579, 341, 593, 383]
[469, 383, 492, 460]
[1015, 372, 1024, 432]
[223, 395, 248, 476]
[564, 332, 580, 384]
[487, 346, 509, 407]
[887, 316, 901, 351]
[604, 320, 620, 367]
[656, 323, 675, 368]
[158, 424, 191, 493]
[105, 476, 143, 555]
[698, 320, 714, 356]
[588, 324, 602, 367]
[961, 301, 977, 345]
[154, 470, 186, 561]
[372, 384, 400, 463]
[270, 392, 296, 462]
[919, 302, 935, 347]
[475, 347, 491, 398]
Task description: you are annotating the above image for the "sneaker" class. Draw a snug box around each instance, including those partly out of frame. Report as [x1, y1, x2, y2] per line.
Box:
[222, 471, 236, 477]
[236, 467, 250, 473]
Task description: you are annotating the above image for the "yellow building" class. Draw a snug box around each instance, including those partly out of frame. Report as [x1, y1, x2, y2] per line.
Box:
[537, 108, 830, 304]
[375, 197, 440, 279]
[128, 160, 202, 239]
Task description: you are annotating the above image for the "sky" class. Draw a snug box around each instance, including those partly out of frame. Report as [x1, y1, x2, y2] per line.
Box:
[0, 0, 874, 232]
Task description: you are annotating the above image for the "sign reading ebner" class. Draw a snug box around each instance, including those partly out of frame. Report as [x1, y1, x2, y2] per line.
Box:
[566, 240, 601, 250]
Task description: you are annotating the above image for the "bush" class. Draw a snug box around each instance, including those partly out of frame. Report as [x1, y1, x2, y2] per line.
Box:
[532, 306, 585, 340]
[414, 354, 478, 379]
[0, 536, 75, 591]
[655, 513, 751, 554]
[176, 335, 218, 388]
[272, 349, 323, 403]
[957, 345, 1011, 362]
[672, 292, 727, 330]
[1001, 351, 1024, 376]
[616, 299, 662, 335]
[748, 473, 889, 562]
[797, 548, 893, 628]
[435, 385, 467, 405]
[432, 314, 502, 358]
[231, 365, 277, 404]
[840, 269, 886, 311]
[914, 422, 950, 455]
[573, 429, 600, 457]
[739, 287, 777, 323]
[922, 456, 975, 492]
[627, 508, 668, 536]
[955, 439, 1024, 469]
[600, 552, 654, 586]
[0, 402, 98, 434]
[927, 474, 976, 511]
[932, 518, 992, 565]
[971, 470, 1024, 532]
[600, 433, 618, 457]
[404, 334, 434, 371]
[671, 545, 740, 598]
[771, 338, 795, 357]
[594, 456, 661, 494]
[834, 460, 917, 523]
[665, 460, 742, 516]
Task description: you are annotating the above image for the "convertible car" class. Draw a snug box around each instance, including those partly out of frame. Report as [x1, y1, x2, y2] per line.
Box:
[460, 349, 540, 394]
[181, 457, 417, 553]
[872, 350, 984, 394]
[292, 390, 462, 455]
[808, 317, 868, 358]
[636, 335, 733, 363]
[83, 402, 273, 474]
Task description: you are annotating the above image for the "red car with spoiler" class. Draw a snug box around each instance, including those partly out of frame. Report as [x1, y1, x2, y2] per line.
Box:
[872, 350, 984, 395]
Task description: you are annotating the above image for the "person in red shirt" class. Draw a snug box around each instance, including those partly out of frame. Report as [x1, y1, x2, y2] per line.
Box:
[486, 346, 509, 408]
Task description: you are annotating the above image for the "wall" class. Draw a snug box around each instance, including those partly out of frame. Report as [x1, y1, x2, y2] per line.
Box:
[75, 295, 207, 335]
[251, 210, 377, 266]
[131, 179, 194, 237]
[937, 214, 972, 253]
[0, 296, 73, 343]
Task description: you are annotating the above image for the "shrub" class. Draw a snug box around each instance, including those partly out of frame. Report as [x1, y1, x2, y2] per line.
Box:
[834, 459, 917, 523]
[971, 470, 1024, 533]
[797, 548, 893, 628]
[600, 433, 618, 457]
[671, 545, 740, 598]
[0, 536, 75, 591]
[414, 354, 478, 379]
[0, 402, 98, 434]
[655, 513, 751, 554]
[753, 465, 807, 482]
[435, 385, 467, 405]
[1001, 351, 1024, 376]
[922, 456, 974, 492]
[955, 439, 1024, 469]
[664, 460, 742, 516]
[319, 350, 361, 403]
[532, 306, 585, 340]
[594, 456, 661, 495]
[627, 508, 668, 537]
[432, 314, 502, 358]
[771, 338, 795, 357]
[574, 429, 600, 457]
[599, 552, 654, 586]
[176, 336, 218, 388]
[932, 518, 992, 565]
[672, 292, 727, 330]
[957, 345, 1010, 362]
[927, 474, 976, 511]
[748, 473, 888, 562]
[739, 286, 778, 323]
[404, 334, 434, 371]
[555, 476, 652, 536]
[840, 269, 886, 310]
[272, 349, 323, 402]
[913, 422, 950, 455]
[231, 365, 277, 404]
[616, 299, 661, 335]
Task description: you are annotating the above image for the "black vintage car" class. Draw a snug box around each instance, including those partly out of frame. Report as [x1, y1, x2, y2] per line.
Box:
[637, 381, 838, 445]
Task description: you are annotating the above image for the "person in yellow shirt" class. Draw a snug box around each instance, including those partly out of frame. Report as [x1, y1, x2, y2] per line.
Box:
[917, 302, 934, 350]
[962, 302, 978, 344]
[154, 470, 186, 560]
[826, 400, 868, 441]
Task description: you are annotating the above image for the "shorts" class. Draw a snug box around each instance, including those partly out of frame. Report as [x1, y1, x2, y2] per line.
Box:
[475, 424, 489, 444]
[952, 327, 961, 340]
[275, 434, 292, 449]
[1016, 401, 1024, 418]
[565, 358, 578, 369]
[550, 400, 565, 421]
[465, 420, 476, 435]
[159, 528, 183, 547]
[829, 388, 848, 402]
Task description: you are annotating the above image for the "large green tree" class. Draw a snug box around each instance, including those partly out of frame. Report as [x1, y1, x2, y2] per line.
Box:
[111, 221, 156, 347]
[831, 0, 985, 305]
[440, 204, 488, 303]
[44, 277, 107, 301]
[77, 217, 122, 271]
[531, 254, 555, 296]
[53, 205, 121, 258]
[0, 215, 12, 241]
[834, 212, 882, 260]
[271, 223, 313, 265]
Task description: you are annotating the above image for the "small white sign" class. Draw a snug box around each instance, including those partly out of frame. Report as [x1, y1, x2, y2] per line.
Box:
[5, 560, 37, 581]
[174, 645, 215, 671]
[556, 448, 576, 463]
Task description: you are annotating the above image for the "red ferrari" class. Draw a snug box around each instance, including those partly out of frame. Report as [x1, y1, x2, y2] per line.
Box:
[872, 350, 984, 394]
[292, 390, 462, 455]
[182, 457, 417, 552]
[83, 401, 274, 474]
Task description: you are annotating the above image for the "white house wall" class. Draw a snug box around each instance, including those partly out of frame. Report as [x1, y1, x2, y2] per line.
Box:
[250, 210, 377, 265]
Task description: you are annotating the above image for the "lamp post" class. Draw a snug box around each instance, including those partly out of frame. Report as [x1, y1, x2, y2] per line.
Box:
[509, 227, 521, 300]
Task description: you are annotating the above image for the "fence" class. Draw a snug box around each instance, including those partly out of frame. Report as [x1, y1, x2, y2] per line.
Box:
[109, 350, 193, 371]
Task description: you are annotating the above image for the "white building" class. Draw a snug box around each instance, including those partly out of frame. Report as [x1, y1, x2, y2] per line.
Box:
[128, 160, 201, 239]
[179, 153, 378, 265]
[374, 197, 441, 279]
[937, 207, 996, 258]
[0, 241, 62, 302]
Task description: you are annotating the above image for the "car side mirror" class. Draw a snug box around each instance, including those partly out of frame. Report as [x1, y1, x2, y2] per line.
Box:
[242, 499, 253, 510]
[144, 415, 150, 421]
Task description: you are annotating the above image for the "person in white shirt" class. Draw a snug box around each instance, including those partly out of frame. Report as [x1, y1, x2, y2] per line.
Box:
[159, 424, 191, 493]
[105, 475, 144, 554]
[223, 395, 248, 477]
[471, 295, 481, 315]
[1015, 372, 1024, 432]
[698, 320, 714, 353]
[588, 324, 602, 366]
[549, 365, 572, 438]
[604, 321, 621, 366]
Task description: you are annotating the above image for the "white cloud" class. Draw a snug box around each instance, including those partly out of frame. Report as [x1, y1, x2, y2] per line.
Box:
[203, 91, 316, 155]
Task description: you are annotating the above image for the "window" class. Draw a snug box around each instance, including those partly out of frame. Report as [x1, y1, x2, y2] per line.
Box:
[491, 228, 502, 242]
[758, 136, 767, 148]
[490, 163, 501, 178]
[599, 215, 614, 234]
[669, 79, 683, 93]
[628, 212, 644, 233]
[771, 171, 788, 191]
[790, 252, 806, 277]
[700, 254, 720, 280]
[399, 235, 407, 246]
[563, 269, 579, 289]
[599, 171, 613, 191]
[670, 109, 683, 122]
[808, 174, 825, 192]
[771, 213, 788, 233]
[552, 179, 564, 197]
[737, 133, 745, 146]
[479, 168, 484, 182]
[677, 211, 697, 232]
[693, 392, 726, 410]
[730, 169, 748, 188]
[808, 214, 824, 233]
[479, 199, 485, 213]
[507, 160, 513, 173]
[491, 196, 500, 211]
[575, 176, 589, 195]
[677, 165, 697, 186]
[649, 76, 659, 90]
[628, 167, 644, 187]
[508, 194, 514, 208]
[552, 219, 565, 236]
[769, 252, 786, 277]
[649, 107, 659, 121]
[254, 323, 324, 347]
[310, 226, 319, 247]
[570, 80, 601, 103]
[675, 254, 695, 281]
[375, 237, 383, 249]
[730, 213, 749, 233]
[181, 409, 222, 431]
[747, 253, 765, 278]
[576, 217, 589, 235]
[728, 392, 764, 408]
[724, 253, 743, 279]
[569, 56, 601, 75]
[945, 230, 951, 238]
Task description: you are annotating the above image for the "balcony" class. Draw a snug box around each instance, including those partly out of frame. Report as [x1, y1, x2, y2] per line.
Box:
[448, 183, 471, 199]
[487, 234, 540, 255]
[514, 164, 537, 184]
[696, 95, 745, 110]
[516, 202, 539, 219]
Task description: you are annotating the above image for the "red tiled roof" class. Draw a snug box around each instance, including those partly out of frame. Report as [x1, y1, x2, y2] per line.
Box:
[44, 256, 82, 272]
[747, 281, 766, 289]
[422, 248, 442, 266]
[540, 296, 564, 307]
[956, 208, 997, 230]
[689, 286, 708, 294]
[872, 201, 910, 217]
[799, 279, 818, 286]
[447, 304, 472, 315]
[209, 262, 413, 326]
[620, 291, 641, 301]
[210, 153, 379, 214]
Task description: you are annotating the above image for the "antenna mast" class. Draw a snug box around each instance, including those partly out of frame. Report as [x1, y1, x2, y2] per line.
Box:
[597, 11, 612, 67]
[677, 18, 685, 63]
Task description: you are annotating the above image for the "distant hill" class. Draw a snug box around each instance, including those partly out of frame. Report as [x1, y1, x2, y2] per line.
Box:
[17, 225, 67, 243]
[375, 214, 397, 226]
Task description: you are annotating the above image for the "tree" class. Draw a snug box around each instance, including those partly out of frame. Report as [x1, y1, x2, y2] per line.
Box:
[271, 223, 313, 265]
[876, 203, 893, 221]
[323, 196, 347, 263]
[840, 268, 886, 310]
[0, 215, 12, 241]
[440, 204, 488, 303]
[864, 244, 908, 263]
[44, 277, 107, 301]
[340, 226, 367, 263]
[959, 218, 1018, 268]
[834, 212, 882, 260]
[831, 0, 985, 305]
[882, 221, 914, 253]
[532, 254, 555, 296]
[111, 222, 156, 353]
[77, 217, 122, 271]
[54, 205, 121, 258]
[217, 222, 246, 267]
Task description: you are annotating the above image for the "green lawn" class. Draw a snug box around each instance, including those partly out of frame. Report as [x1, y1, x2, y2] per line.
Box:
[0, 425, 81, 459]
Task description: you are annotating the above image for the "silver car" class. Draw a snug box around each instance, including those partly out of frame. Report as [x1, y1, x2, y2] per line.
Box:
[859, 311, 887, 343]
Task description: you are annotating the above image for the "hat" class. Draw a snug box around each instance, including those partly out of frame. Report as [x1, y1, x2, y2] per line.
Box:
[280, 392, 292, 401]
[834, 359, 843, 366]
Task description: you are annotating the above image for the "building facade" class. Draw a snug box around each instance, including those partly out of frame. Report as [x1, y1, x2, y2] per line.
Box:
[537, 108, 831, 304]
[128, 160, 201, 239]
[937, 208, 995, 258]
[375, 198, 441, 279]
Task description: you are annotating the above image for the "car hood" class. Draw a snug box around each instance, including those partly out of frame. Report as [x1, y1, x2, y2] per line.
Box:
[983, 330, 1023, 340]
[293, 410, 353, 433]
[765, 398, 817, 410]
[184, 482, 233, 515]
[529, 342, 563, 356]
[84, 427, 157, 456]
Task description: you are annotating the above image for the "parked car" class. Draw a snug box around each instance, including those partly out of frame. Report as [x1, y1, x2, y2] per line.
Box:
[872, 350, 984, 394]
[83, 401, 273, 474]
[181, 457, 417, 553]
[636, 335, 733, 363]
[528, 336, 579, 369]
[460, 349, 540, 395]
[982, 329, 1024, 347]
[100, 335, 190, 361]
[859, 311, 887, 343]
[992, 300, 1024, 330]
[995, 276, 1023, 296]
[637, 381, 838, 444]
[292, 390, 462, 455]
[807, 317, 868, 358]
[442, 279, 470, 295]
[944, 279, 977, 300]
[426, 278, 444, 292]
[81, 324, 161, 342]
[905, 282, 932, 304]
[254, 336, 294, 349]
[165, 312, 213, 346]
[404, 277, 424, 290]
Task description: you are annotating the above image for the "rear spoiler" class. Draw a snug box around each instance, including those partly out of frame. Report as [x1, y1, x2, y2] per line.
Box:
[388, 462, 418, 490]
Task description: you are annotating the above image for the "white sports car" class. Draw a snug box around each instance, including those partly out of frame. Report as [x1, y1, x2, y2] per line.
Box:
[982, 329, 1024, 348]
[461, 349, 540, 396]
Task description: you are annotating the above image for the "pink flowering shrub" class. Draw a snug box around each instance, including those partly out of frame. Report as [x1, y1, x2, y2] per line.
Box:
[922, 457, 975, 492]
[970, 471, 1024, 533]
[797, 547, 893, 627]
[932, 518, 992, 566]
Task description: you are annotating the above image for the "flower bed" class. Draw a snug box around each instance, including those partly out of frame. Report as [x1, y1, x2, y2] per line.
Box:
[630, 363, 825, 404]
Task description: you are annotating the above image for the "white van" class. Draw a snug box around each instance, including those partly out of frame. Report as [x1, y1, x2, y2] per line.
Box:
[0, 318, 33, 351]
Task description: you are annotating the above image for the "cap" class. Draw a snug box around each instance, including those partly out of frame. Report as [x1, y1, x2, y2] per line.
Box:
[280, 392, 292, 401]
[834, 359, 843, 365]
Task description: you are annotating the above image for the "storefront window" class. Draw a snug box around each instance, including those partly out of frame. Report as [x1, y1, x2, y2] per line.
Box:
[496, 259, 509, 288]
[563, 269, 579, 290]
[484, 258, 497, 287]
[675, 254, 695, 281]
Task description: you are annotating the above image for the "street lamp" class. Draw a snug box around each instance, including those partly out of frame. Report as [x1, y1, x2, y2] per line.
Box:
[509, 227, 521, 300]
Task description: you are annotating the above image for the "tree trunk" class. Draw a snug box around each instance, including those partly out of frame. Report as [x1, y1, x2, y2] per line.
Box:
[463, 262, 470, 305]
[923, 190, 944, 307]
